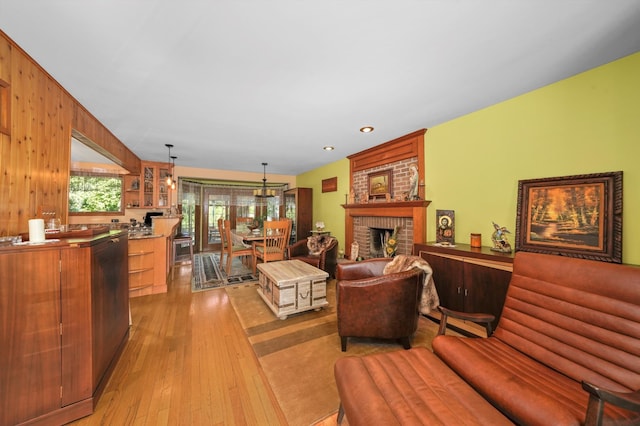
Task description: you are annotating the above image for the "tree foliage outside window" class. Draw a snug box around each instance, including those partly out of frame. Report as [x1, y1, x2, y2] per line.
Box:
[69, 173, 123, 213]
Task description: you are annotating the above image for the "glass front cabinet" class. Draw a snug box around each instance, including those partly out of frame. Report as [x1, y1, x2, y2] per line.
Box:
[283, 187, 312, 243]
[125, 161, 171, 209]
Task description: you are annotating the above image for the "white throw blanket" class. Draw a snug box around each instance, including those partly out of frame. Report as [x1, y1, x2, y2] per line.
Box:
[383, 255, 440, 314]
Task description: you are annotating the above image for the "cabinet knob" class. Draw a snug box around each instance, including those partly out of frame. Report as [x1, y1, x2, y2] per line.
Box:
[457, 286, 461, 294]
[464, 288, 469, 297]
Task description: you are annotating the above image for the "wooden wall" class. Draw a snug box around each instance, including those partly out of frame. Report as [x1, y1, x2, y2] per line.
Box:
[0, 30, 140, 236]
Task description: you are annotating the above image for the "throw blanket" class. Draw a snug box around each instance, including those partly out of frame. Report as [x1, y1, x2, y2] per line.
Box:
[383, 255, 440, 315]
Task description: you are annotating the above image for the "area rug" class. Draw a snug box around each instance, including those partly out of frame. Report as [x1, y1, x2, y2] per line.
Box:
[191, 253, 258, 292]
[225, 280, 446, 426]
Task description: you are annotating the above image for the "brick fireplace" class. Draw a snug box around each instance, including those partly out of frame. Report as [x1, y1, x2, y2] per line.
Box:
[344, 201, 430, 258]
[343, 129, 430, 259]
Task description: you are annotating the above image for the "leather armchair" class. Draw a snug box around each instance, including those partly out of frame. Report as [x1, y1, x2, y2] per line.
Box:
[287, 237, 338, 278]
[336, 258, 425, 351]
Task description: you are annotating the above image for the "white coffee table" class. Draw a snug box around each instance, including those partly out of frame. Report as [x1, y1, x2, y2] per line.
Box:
[256, 259, 329, 320]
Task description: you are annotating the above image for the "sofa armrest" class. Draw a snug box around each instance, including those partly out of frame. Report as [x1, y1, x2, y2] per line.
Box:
[437, 306, 495, 337]
[287, 238, 309, 258]
[336, 258, 391, 280]
[582, 381, 640, 426]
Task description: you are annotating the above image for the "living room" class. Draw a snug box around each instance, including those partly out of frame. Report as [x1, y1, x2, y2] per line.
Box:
[1, 3, 640, 425]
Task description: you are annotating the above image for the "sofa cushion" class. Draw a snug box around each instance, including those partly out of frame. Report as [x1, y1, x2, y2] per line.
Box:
[335, 347, 514, 426]
[307, 235, 335, 256]
[495, 252, 640, 393]
[433, 335, 639, 426]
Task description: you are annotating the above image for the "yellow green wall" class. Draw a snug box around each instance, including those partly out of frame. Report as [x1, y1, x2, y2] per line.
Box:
[301, 51, 640, 265]
[296, 158, 350, 254]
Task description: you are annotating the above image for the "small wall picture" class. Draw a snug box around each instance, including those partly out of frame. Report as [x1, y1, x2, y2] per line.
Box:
[436, 210, 455, 244]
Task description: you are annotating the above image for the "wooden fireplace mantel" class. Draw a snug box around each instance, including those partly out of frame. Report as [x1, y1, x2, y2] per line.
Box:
[342, 200, 431, 256]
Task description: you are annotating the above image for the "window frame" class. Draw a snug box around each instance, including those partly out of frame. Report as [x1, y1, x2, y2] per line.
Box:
[68, 171, 125, 216]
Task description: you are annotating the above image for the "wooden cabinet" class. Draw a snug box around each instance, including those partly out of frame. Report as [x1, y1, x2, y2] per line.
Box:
[283, 187, 312, 243]
[415, 243, 513, 334]
[124, 161, 171, 209]
[0, 232, 129, 426]
[128, 235, 168, 297]
[124, 174, 141, 208]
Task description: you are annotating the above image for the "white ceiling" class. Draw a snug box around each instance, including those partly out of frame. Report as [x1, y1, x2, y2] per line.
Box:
[1, 1, 640, 175]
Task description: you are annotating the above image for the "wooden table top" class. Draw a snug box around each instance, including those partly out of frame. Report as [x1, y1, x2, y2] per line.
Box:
[230, 229, 264, 243]
[257, 259, 328, 285]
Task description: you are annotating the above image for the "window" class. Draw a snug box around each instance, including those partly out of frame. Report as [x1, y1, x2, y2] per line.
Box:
[69, 172, 124, 214]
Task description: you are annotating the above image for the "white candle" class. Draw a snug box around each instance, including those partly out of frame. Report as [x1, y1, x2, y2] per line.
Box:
[29, 219, 46, 242]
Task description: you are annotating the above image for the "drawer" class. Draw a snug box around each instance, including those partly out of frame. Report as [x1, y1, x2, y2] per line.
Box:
[129, 269, 154, 289]
[129, 253, 154, 270]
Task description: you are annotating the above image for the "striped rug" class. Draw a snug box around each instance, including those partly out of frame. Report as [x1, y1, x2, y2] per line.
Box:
[191, 253, 258, 292]
[226, 280, 442, 426]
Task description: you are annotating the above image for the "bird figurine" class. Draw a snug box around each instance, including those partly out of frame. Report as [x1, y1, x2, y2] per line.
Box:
[491, 222, 512, 253]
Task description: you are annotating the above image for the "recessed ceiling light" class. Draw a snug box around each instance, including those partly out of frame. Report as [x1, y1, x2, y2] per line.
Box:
[323, 145, 335, 151]
[360, 126, 374, 133]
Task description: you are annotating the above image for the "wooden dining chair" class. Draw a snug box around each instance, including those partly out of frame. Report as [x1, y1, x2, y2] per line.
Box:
[224, 220, 253, 276]
[217, 218, 227, 266]
[252, 219, 292, 274]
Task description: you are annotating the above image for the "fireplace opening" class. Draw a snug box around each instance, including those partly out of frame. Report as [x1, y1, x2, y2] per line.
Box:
[369, 227, 394, 258]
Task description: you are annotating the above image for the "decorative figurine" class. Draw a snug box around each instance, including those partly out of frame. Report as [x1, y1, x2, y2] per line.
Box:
[491, 222, 512, 253]
[408, 163, 419, 200]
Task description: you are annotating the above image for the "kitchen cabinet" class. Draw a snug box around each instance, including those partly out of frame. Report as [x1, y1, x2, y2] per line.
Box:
[283, 187, 312, 243]
[124, 161, 171, 209]
[0, 231, 129, 426]
[128, 235, 168, 297]
[415, 243, 513, 334]
[124, 174, 141, 208]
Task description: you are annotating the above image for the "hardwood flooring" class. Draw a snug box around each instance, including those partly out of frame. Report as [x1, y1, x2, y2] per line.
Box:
[70, 264, 287, 426]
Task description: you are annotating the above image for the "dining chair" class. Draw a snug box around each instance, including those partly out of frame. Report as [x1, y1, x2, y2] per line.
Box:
[236, 217, 255, 233]
[252, 219, 292, 274]
[217, 218, 227, 266]
[224, 220, 253, 276]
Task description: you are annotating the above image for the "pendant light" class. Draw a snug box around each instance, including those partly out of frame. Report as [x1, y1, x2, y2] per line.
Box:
[254, 162, 275, 198]
[170, 156, 177, 190]
[165, 144, 174, 186]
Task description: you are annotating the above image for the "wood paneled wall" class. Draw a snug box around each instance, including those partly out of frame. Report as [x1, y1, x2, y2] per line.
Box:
[0, 30, 140, 236]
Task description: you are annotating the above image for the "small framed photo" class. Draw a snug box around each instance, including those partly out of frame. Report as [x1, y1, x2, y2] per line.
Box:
[368, 169, 392, 199]
[436, 210, 455, 244]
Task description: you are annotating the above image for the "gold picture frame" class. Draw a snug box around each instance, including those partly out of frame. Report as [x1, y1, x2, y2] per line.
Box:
[367, 169, 392, 199]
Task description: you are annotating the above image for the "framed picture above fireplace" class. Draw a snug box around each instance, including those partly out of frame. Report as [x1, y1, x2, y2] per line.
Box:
[368, 169, 392, 199]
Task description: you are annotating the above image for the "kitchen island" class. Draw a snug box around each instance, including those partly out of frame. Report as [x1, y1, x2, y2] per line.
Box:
[0, 230, 129, 426]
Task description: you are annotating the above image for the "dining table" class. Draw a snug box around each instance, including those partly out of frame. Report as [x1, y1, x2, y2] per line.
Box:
[230, 229, 264, 247]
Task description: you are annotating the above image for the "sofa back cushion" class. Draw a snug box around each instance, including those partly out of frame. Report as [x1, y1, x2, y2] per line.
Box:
[494, 251, 640, 392]
[307, 235, 336, 256]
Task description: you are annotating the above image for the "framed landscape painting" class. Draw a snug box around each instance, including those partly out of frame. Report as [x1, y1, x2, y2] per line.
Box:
[515, 171, 622, 263]
[368, 169, 392, 199]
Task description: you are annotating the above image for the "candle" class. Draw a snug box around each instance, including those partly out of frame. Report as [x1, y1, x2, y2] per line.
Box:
[470, 233, 482, 248]
[29, 219, 46, 242]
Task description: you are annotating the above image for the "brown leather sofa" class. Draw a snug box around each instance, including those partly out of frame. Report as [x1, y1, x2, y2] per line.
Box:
[334, 252, 640, 425]
[287, 236, 338, 278]
[336, 258, 424, 351]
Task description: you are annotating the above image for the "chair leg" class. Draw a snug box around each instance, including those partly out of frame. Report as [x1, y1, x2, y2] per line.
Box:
[337, 403, 345, 424]
[226, 254, 233, 276]
[341, 336, 348, 352]
[399, 336, 411, 350]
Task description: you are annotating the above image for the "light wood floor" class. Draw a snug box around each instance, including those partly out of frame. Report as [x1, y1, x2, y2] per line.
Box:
[71, 264, 288, 426]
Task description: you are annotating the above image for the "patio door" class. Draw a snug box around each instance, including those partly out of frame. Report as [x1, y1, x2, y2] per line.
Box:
[201, 190, 229, 252]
